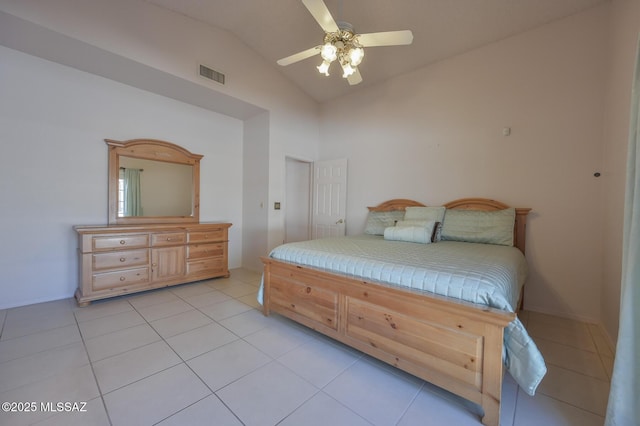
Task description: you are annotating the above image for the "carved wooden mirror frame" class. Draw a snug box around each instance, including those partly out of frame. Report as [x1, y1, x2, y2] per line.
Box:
[106, 138, 202, 225]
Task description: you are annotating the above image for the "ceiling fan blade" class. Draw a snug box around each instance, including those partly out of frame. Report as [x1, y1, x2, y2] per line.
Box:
[301, 0, 339, 33]
[358, 30, 414, 47]
[347, 68, 362, 85]
[277, 46, 321, 66]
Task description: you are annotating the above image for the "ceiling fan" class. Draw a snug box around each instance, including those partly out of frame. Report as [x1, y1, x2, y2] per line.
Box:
[277, 0, 414, 85]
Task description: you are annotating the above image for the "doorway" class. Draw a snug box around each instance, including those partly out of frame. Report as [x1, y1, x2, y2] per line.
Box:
[284, 157, 312, 243]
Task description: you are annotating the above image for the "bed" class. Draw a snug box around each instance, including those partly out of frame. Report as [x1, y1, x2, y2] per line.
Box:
[259, 198, 545, 426]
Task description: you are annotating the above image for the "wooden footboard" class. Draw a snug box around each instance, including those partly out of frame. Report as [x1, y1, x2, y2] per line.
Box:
[261, 258, 515, 426]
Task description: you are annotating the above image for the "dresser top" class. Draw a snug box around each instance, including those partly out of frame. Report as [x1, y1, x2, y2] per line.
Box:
[75, 222, 232, 234]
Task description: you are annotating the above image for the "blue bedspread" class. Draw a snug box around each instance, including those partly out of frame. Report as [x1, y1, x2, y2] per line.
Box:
[258, 234, 546, 395]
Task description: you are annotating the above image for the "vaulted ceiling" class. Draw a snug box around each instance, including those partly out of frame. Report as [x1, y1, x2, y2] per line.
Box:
[146, 0, 607, 103]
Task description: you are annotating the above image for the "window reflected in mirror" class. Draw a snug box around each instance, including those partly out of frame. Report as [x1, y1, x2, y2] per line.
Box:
[118, 156, 193, 217]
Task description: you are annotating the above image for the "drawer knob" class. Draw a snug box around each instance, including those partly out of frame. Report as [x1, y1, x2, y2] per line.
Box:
[119, 257, 126, 262]
[166, 237, 172, 241]
[119, 276, 126, 281]
[120, 240, 126, 245]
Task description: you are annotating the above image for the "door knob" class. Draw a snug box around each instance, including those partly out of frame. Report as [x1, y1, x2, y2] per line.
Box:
[336, 219, 344, 224]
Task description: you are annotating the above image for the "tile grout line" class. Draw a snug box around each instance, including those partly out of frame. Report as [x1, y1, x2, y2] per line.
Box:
[72, 303, 115, 426]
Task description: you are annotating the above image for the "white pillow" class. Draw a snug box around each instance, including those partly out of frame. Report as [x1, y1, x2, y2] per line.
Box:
[396, 220, 440, 242]
[383, 221, 436, 244]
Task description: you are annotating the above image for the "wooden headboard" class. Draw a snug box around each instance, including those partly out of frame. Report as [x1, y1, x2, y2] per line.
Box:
[368, 198, 531, 254]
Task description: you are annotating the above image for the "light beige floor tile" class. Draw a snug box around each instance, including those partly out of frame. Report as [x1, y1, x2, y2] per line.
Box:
[74, 299, 133, 323]
[216, 361, 318, 426]
[0, 364, 100, 426]
[237, 293, 261, 308]
[587, 323, 615, 357]
[188, 340, 271, 391]
[218, 308, 273, 337]
[277, 338, 360, 388]
[600, 354, 614, 380]
[206, 277, 256, 291]
[84, 324, 160, 362]
[169, 282, 216, 299]
[219, 282, 259, 298]
[7, 299, 74, 321]
[527, 311, 588, 331]
[182, 289, 232, 308]
[150, 309, 213, 339]
[323, 358, 422, 426]
[103, 364, 211, 426]
[536, 364, 610, 416]
[279, 391, 372, 426]
[244, 323, 313, 358]
[0, 324, 81, 363]
[157, 395, 242, 426]
[398, 384, 483, 426]
[166, 322, 238, 360]
[0, 342, 89, 393]
[535, 337, 608, 380]
[198, 299, 253, 321]
[527, 319, 596, 352]
[77, 309, 146, 339]
[135, 299, 194, 322]
[93, 341, 181, 393]
[1, 309, 76, 340]
[0, 273, 613, 426]
[229, 268, 262, 285]
[126, 290, 181, 309]
[32, 397, 110, 426]
[0, 309, 7, 329]
[515, 390, 604, 426]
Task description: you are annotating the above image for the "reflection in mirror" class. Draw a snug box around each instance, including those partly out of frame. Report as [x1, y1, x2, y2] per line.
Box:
[118, 157, 193, 217]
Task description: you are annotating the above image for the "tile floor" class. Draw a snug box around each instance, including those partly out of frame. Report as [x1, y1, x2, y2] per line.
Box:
[0, 269, 612, 425]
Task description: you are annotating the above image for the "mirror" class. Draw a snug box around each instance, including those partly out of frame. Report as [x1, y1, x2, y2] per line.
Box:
[107, 139, 202, 224]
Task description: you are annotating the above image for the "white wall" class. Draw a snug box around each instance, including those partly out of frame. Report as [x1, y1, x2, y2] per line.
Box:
[0, 46, 243, 309]
[0, 0, 320, 274]
[319, 5, 610, 322]
[600, 0, 640, 342]
[0, 0, 322, 305]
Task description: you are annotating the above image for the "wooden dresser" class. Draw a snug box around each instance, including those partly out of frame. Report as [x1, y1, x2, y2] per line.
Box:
[75, 222, 231, 306]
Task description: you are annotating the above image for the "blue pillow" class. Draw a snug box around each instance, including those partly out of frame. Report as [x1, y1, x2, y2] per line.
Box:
[441, 208, 515, 246]
[364, 210, 405, 235]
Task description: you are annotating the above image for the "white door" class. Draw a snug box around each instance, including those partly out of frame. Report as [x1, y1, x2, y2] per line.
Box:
[312, 158, 348, 239]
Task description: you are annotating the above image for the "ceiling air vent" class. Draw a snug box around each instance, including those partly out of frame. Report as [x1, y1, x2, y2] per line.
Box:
[199, 64, 225, 85]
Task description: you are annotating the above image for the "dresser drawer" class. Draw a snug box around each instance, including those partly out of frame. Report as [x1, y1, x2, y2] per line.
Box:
[151, 232, 186, 247]
[187, 258, 226, 276]
[92, 249, 149, 271]
[92, 267, 150, 291]
[93, 234, 149, 251]
[189, 229, 226, 243]
[188, 243, 225, 260]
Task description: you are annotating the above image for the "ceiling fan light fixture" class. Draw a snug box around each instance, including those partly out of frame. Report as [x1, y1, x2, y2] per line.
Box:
[320, 43, 338, 62]
[277, 0, 414, 86]
[348, 46, 364, 66]
[340, 62, 356, 78]
[317, 60, 331, 76]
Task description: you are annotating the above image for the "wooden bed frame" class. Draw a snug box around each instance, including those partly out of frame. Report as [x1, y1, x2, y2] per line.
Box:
[261, 198, 531, 426]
